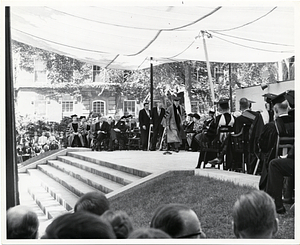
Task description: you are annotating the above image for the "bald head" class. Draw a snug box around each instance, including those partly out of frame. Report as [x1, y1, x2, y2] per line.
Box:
[7, 205, 39, 239]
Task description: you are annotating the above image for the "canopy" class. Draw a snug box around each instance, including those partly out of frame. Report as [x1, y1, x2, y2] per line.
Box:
[10, 4, 295, 70]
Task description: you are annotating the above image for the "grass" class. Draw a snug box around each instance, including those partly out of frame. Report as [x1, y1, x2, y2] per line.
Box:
[110, 175, 294, 239]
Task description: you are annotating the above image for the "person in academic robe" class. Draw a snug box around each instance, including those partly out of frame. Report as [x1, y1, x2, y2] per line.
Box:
[150, 100, 165, 151]
[165, 96, 186, 152]
[67, 114, 85, 147]
[258, 92, 294, 191]
[230, 98, 264, 172]
[139, 102, 151, 151]
[183, 113, 195, 150]
[196, 98, 235, 168]
[80, 116, 90, 147]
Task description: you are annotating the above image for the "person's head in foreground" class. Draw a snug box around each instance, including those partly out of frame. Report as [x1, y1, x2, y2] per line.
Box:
[101, 210, 134, 239]
[128, 228, 171, 239]
[74, 191, 109, 216]
[41, 211, 116, 239]
[7, 205, 39, 239]
[232, 190, 278, 239]
[150, 203, 206, 239]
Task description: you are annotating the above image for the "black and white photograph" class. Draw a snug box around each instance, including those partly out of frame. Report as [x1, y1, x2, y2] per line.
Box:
[1, 0, 298, 244]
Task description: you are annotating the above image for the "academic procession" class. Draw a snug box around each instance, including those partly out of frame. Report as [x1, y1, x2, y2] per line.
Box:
[4, 4, 296, 242]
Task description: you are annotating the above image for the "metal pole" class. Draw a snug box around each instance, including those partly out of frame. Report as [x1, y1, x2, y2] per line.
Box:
[229, 63, 233, 111]
[150, 57, 153, 110]
[201, 31, 215, 106]
[6, 6, 20, 209]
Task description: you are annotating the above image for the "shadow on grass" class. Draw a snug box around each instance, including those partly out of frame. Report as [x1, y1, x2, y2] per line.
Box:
[110, 175, 294, 239]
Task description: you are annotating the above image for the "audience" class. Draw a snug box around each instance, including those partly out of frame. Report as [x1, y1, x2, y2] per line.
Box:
[128, 228, 171, 239]
[101, 210, 134, 238]
[150, 203, 206, 239]
[41, 211, 116, 239]
[7, 205, 39, 239]
[232, 190, 278, 239]
[74, 191, 109, 216]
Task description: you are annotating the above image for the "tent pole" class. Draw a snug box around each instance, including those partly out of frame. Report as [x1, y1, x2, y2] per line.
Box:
[229, 63, 233, 111]
[5, 6, 20, 209]
[201, 31, 215, 107]
[150, 57, 153, 110]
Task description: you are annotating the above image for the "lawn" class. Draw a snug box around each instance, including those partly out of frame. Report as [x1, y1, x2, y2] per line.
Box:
[110, 174, 294, 239]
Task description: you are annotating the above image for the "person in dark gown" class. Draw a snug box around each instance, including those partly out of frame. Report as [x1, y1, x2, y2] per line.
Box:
[67, 114, 84, 147]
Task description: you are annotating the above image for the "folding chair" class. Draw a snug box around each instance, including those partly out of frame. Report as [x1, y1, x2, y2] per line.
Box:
[202, 125, 233, 169]
[230, 124, 251, 173]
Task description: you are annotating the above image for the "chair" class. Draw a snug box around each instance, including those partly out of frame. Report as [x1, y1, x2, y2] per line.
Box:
[201, 125, 233, 169]
[128, 128, 141, 150]
[230, 124, 251, 173]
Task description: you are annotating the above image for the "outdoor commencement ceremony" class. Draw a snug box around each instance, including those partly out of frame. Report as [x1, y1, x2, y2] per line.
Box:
[2, 1, 299, 244]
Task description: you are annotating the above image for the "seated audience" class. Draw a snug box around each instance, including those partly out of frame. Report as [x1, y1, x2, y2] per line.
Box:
[150, 203, 206, 239]
[7, 205, 39, 239]
[266, 145, 294, 214]
[101, 210, 134, 238]
[41, 211, 116, 239]
[74, 191, 109, 216]
[232, 190, 278, 239]
[128, 228, 171, 239]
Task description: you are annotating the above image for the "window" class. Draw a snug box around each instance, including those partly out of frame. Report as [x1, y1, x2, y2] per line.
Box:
[124, 100, 136, 117]
[93, 100, 105, 116]
[93, 65, 101, 82]
[62, 101, 74, 113]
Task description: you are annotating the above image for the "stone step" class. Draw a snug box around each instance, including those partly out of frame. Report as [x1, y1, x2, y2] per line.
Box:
[67, 152, 151, 178]
[18, 173, 48, 223]
[27, 185, 68, 220]
[56, 155, 142, 185]
[27, 169, 79, 211]
[34, 165, 99, 197]
[38, 163, 123, 194]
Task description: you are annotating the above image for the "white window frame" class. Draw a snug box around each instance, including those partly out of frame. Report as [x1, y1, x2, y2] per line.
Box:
[123, 100, 136, 117]
[62, 101, 74, 113]
[93, 100, 106, 116]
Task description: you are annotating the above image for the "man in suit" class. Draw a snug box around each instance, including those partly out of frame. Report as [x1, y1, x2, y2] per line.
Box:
[139, 102, 151, 151]
[165, 96, 186, 152]
[93, 116, 110, 151]
[150, 100, 165, 151]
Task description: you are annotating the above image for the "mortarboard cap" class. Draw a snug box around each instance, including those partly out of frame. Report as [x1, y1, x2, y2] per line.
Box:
[262, 93, 277, 103]
[271, 92, 287, 105]
[79, 116, 86, 119]
[71, 114, 78, 118]
[217, 98, 229, 105]
[209, 110, 215, 114]
[188, 113, 194, 117]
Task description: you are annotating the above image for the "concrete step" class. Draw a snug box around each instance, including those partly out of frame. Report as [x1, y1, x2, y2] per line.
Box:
[18, 173, 48, 223]
[67, 151, 151, 177]
[37, 163, 123, 194]
[27, 169, 79, 211]
[27, 185, 68, 220]
[56, 155, 142, 185]
[34, 165, 99, 197]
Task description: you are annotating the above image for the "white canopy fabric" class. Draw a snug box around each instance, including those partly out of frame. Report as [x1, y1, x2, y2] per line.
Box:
[10, 5, 295, 70]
